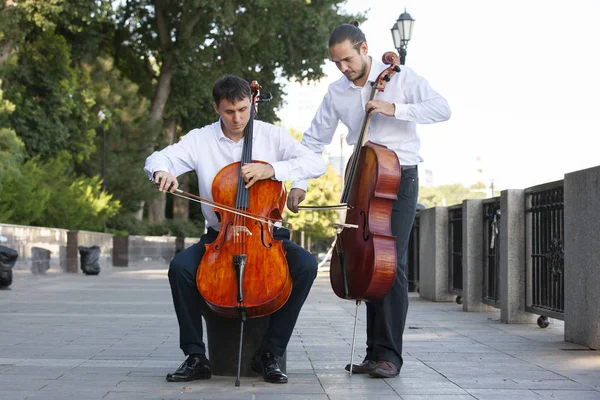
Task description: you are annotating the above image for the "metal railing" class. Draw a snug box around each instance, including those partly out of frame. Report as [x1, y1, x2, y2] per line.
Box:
[448, 205, 463, 298]
[482, 198, 501, 308]
[525, 181, 565, 321]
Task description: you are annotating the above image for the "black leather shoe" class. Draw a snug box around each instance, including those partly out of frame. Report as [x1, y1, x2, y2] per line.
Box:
[368, 360, 400, 378]
[344, 359, 377, 374]
[166, 354, 211, 382]
[251, 351, 288, 383]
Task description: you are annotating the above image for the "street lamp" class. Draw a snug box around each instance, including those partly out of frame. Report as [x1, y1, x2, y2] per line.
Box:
[391, 8, 415, 65]
[98, 110, 107, 191]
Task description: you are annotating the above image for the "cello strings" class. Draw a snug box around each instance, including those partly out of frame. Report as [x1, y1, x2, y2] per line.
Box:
[240, 101, 255, 257]
[341, 85, 377, 202]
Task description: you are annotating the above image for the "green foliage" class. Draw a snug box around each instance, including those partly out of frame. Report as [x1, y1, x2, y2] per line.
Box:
[112, 0, 363, 128]
[106, 212, 204, 237]
[77, 56, 159, 213]
[284, 164, 342, 241]
[0, 82, 24, 191]
[149, 219, 205, 238]
[2, 31, 97, 162]
[1, 0, 111, 55]
[418, 184, 488, 208]
[106, 212, 147, 236]
[0, 151, 120, 230]
[1, 0, 63, 37]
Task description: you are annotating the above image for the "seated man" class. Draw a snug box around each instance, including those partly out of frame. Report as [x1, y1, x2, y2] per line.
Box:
[144, 75, 326, 384]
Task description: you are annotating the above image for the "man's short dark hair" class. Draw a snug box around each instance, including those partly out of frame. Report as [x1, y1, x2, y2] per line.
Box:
[328, 22, 366, 50]
[212, 75, 251, 105]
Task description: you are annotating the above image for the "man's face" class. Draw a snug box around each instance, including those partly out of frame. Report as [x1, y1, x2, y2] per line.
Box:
[213, 97, 251, 138]
[329, 39, 369, 83]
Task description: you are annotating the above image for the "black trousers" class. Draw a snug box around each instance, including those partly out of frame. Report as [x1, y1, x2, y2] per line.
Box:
[364, 166, 419, 369]
[168, 227, 317, 358]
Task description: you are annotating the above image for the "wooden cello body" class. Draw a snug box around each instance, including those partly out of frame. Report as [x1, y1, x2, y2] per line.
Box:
[197, 160, 291, 318]
[330, 141, 400, 301]
[330, 52, 402, 303]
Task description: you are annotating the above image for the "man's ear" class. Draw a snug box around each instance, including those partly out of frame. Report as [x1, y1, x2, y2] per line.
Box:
[360, 41, 368, 56]
[212, 101, 219, 115]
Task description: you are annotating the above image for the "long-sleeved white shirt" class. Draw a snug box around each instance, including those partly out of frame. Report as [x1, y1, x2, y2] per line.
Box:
[292, 59, 451, 190]
[144, 120, 326, 230]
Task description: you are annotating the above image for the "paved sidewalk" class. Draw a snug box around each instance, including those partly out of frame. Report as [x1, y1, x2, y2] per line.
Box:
[1, 262, 599, 400]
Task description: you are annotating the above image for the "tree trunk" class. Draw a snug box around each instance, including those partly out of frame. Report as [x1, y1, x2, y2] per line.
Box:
[148, 195, 166, 223]
[165, 118, 190, 221]
[173, 173, 189, 220]
[148, 117, 176, 223]
[149, 55, 173, 121]
[134, 200, 145, 221]
[147, 2, 203, 224]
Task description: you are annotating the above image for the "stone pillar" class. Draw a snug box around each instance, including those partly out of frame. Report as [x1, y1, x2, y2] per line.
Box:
[419, 206, 453, 302]
[564, 166, 600, 349]
[500, 190, 535, 323]
[462, 199, 492, 312]
[113, 236, 129, 267]
[66, 231, 79, 273]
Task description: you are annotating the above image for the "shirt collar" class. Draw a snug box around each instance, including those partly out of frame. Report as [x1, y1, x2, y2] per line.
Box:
[215, 118, 257, 142]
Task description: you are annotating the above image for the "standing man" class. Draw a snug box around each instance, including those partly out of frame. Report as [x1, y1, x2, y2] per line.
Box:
[288, 23, 451, 378]
[145, 75, 326, 384]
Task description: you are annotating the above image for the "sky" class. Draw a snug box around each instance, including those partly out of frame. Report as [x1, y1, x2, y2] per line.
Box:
[276, 0, 600, 191]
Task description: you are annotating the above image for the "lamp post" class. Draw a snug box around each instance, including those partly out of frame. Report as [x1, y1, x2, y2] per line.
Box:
[391, 8, 415, 65]
[98, 110, 107, 191]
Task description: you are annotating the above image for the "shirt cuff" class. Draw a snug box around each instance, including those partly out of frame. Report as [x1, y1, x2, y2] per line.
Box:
[291, 180, 309, 191]
[144, 164, 170, 181]
[393, 103, 410, 120]
[270, 161, 289, 182]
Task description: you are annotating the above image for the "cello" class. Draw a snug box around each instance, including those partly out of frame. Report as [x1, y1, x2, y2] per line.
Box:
[196, 81, 292, 386]
[330, 52, 402, 374]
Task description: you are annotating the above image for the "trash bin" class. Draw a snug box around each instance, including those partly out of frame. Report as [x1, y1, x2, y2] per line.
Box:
[79, 245, 101, 275]
[31, 247, 51, 275]
[0, 245, 18, 288]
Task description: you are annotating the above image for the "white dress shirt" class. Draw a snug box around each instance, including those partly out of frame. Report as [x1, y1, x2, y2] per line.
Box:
[292, 58, 451, 190]
[144, 120, 326, 230]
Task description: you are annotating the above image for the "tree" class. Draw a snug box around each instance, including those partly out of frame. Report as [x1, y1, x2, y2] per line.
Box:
[0, 151, 120, 230]
[76, 56, 159, 215]
[110, 0, 362, 222]
[419, 183, 488, 208]
[284, 164, 342, 249]
[2, 31, 98, 162]
[0, 0, 113, 163]
[0, 81, 24, 191]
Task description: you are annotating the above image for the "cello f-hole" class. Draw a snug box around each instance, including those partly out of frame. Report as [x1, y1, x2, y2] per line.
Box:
[255, 221, 273, 248]
[214, 222, 232, 250]
[360, 210, 370, 241]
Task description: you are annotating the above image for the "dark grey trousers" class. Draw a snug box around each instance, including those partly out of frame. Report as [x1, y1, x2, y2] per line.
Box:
[168, 227, 317, 358]
[364, 166, 419, 370]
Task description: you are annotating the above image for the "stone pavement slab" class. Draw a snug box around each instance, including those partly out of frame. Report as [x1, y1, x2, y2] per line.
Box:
[1, 262, 599, 399]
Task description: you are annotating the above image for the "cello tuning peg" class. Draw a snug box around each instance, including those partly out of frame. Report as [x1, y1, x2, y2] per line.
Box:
[393, 66, 401, 72]
[383, 75, 391, 82]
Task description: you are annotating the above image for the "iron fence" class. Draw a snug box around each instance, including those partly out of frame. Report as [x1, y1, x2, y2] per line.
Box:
[448, 205, 463, 297]
[482, 198, 501, 308]
[525, 181, 565, 321]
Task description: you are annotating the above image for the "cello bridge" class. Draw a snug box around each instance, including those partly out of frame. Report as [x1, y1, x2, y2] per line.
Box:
[232, 226, 252, 237]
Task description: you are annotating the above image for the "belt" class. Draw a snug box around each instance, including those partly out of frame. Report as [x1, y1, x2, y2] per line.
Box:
[401, 165, 417, 170]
